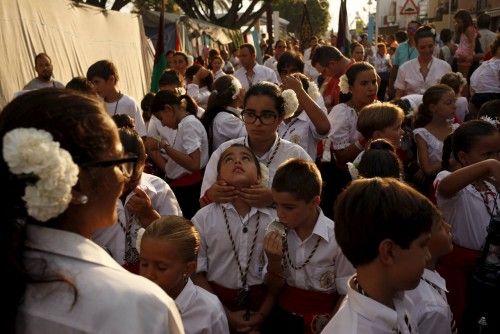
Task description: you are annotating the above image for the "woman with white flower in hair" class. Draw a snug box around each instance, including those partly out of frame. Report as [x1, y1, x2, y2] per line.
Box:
[278, 73, 330, 161]
[321, 61, 378, 218]
[201, 75, 246, 153]
[199, 82, 311, 208]
[0, 88, 183, 333]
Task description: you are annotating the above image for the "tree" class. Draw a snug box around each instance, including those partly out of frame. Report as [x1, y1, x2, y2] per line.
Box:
[274, 0, 330, 39]
[71, 0, 271, 30]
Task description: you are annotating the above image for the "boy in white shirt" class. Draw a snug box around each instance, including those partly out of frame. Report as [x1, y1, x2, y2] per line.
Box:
[87, 60, 147, 136]
[322, 178, 437, 334]
[265, 159, 355, 334]
[406, 216, 456, 333]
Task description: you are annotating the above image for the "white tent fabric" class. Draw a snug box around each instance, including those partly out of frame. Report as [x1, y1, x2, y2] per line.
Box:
[0, 0, 153, 108]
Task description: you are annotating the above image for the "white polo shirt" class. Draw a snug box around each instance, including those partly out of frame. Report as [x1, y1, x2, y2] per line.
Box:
[406, 269, 454, 334]
[176, 279, 229, 334]
[269, 209, 355, 294]
[105, 94, 147, 137]
[234, 63, 279, 90]
[192, 203, 276, 289]
[395, 57, 452, 95]
[321, 276, 417, 334]
[211, 108, 247, 151]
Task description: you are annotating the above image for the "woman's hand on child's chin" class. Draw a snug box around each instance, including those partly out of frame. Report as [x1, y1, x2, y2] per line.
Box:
[239, 185, 273, 208]
[208, 180, 237, 203]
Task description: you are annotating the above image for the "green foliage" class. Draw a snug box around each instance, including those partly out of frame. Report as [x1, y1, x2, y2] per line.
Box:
[274, 0, 330, 38]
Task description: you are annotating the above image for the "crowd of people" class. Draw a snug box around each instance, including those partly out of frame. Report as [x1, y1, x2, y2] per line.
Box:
[2, 7, 499, 334]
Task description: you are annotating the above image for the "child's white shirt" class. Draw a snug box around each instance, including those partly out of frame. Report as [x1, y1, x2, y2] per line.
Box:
[321, 276, 417, 334]
[265, 209, 354, 294]
[104, 94, 147, 137]
[192, 202, 276, 289]
[165, 114, 209, 179]
[176, 278, 229, 334]
[413, 124, 459, 166]
[434, 170, 499, 250]
[406, 269, 454, 334]
[211, 108, 247, 151]
[92, 173, 182, 264]
[327, 103, 361, 151]
[199, 136, 311, 197]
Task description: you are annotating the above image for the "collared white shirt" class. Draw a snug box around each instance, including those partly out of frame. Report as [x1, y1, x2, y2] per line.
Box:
[213, 69, 225, 80]
[193, 203, 276, 289]
[176, 279, 229, 334]
[278, 95, 328, 160]
[406, 269, 454, 334]
[200, 135, 311, 197]
[23, 77, 65, 90]
[413, 124, 459, 166]
[321, 276, 417, 334]
[327, 103, 361, 151]
[18, 225, 184, 334]
[165, 114, 209, 180]
[92, 173, 182, 264]
[470, 58, 500, 94]
[369, 53, 392, 73]
[186, 83, 211, 109]
[211, 107, 247, 151]
[104, 94, 147, 137]
[271, 210, 354, 294]
[434, 170, 499, 250]
[148, 115, 177, 145]
[234, 63, 279, 90]
[263, 56, 277, 72]
[395, 57, 452, 95]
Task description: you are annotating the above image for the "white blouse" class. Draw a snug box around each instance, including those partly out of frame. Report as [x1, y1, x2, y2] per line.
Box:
[327, 103, 360, 151]
[395, 57, 452, 95]
[211, 108, 247, 151]
[470, 58, 500, 94]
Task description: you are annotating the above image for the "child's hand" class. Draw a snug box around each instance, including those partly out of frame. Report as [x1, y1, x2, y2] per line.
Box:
[126, 187, 160, 227]
[207, 180, 237, 203]
[239, 185, 273, 207]
[281, 74, 304, 94]
[264, 231, 283, 262]
[227, 310, 258, 333]
[143, 137, 159, 153]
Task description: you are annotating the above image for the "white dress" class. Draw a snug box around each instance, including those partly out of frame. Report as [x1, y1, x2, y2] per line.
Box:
[413, 124, 458, 166]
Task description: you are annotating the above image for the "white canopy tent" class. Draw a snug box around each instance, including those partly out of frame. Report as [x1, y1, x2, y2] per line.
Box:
[0, 0, 153, 108]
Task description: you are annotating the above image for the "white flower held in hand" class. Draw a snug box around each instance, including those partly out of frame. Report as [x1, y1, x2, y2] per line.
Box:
[3, 128, 79, 222]
[282, 89, 299, 119]
[339, 74, 350, 95]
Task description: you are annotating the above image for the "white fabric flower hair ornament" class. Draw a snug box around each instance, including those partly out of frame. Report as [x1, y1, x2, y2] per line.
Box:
[480, 116, 500, 127]
[231, 77, 242, 100]
[2, 128, 80, 222]
[282, 89, 299, 119]
[307, 81, 321, 101]
[339, 74, 350, 94]
[347, 162, 359, 180]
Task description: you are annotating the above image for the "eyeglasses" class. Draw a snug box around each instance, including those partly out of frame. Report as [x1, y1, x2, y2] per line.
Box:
[80, 155, 138, 178]
[241, 110, 278, 125]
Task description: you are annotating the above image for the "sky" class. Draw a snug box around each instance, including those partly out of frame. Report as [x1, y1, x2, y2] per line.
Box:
[328, 0, 372, 31]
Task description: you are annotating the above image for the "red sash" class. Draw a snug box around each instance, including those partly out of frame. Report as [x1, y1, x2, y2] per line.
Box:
[279, 285, 339, 334]
[437, 243, 481, 327]
[209, 281, 267, 312]
[169, 169, 202, 187]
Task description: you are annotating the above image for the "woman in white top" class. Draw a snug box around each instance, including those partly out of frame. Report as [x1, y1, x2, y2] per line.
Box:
[146, 91, 209, 219]
[395, 26, 452, 98]
[470, 35, 500, 110]
[139, 216, 229, 334]
[201, 75, 247, 153]
[2, 89, 183, 333]
[210, 55, 226, 80]
[369, 43, 392, 101]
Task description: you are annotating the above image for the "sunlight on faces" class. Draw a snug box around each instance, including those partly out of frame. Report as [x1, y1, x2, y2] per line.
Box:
[173, 55, 188, 74]
[352, 46, 365, 62]
[243, 95, 282, 142]
[90, 76, 115, 99]
[430, 90, 457, 120]
[272, 191, 319, 229]
[139, 238, 193, 299]
[375, 118, 405, 148]
[217, 146, 261, 188]
[428, 218, 453, 260]
[349, 69, 378, 107]
[238, 47, 255, 68]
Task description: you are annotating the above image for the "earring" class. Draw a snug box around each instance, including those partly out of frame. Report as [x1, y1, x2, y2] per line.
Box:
[79, 195, 88, 205]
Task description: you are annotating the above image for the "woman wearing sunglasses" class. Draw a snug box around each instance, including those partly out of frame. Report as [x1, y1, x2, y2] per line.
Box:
[199, 81, 311, 208]
[92, 124, 182, 274]
[0, 89, 183, 333]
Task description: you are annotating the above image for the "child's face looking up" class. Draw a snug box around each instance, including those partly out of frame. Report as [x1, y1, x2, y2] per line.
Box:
[218, 146, 261, 188]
